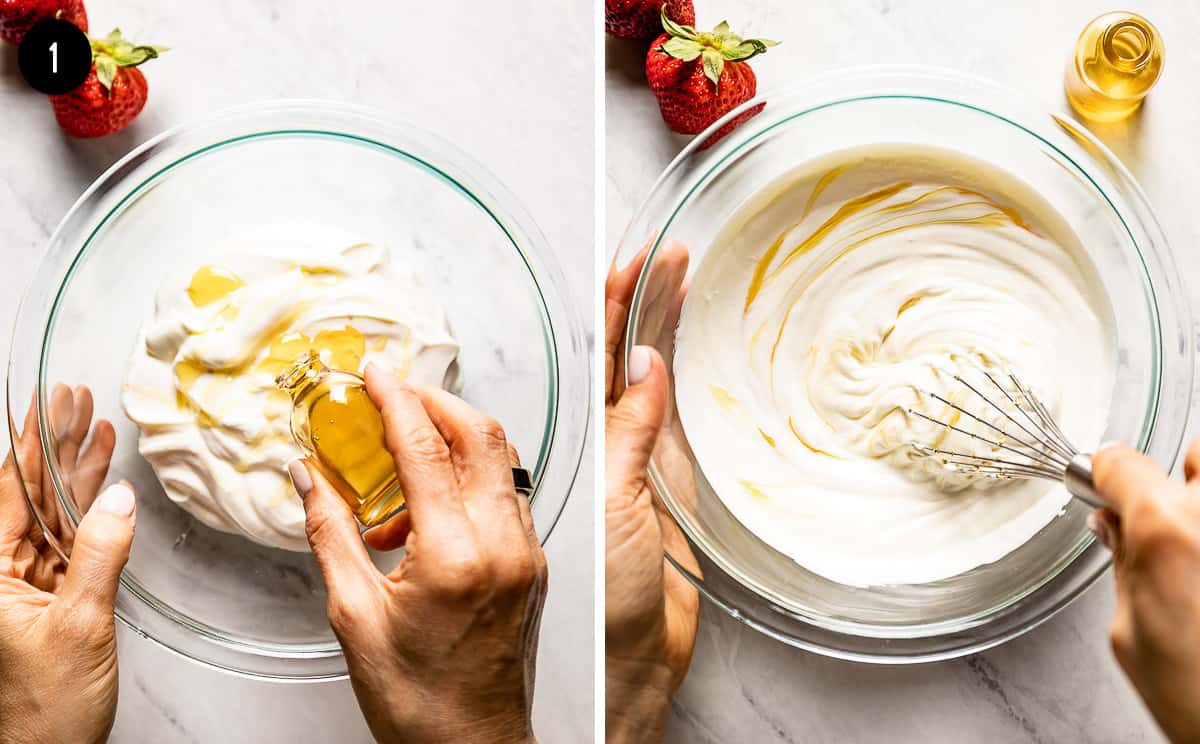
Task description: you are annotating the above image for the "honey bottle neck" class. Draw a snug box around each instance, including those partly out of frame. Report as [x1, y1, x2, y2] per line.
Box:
[1097, 17, 1157, 74]
[275, 351, 329, 399]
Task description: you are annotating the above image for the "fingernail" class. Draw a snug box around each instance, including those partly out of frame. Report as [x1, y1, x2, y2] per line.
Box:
[629, 345, 653, 385]
[1087, 512, 1112, 550]
[1098, 441, 1122, 452]
[288, 459, 313, 498]
[365, 361, 402, 384]
[96, 483, 136, 517]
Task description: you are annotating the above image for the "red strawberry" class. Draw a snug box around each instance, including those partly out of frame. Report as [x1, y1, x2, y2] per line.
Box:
[645, 10, 776, 146]
[606, 0, 693, 41]
[0, 0, 87, 44]
[50, 29, 166, 138]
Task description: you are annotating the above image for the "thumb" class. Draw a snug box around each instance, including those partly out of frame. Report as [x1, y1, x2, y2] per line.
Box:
[289, 460, 379, 614]
[1092, 444, 1170, 517]
[606, 345, 668, 502]
[60, 482, 136, 614]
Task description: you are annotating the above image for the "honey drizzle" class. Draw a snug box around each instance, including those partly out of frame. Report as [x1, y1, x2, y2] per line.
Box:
[745, 177, 1033, 319]
[709, 385, 740, 411]
[868, 185, 1033, 233]
[187, 265, 246, 307]
[896, 296, 923, 317]
[256, 326, 366, 378]
[842, 201, 1014, 243]
[787, 417, 839, 459]
[738, 478, 771, 502]
[173, 325, 367, 429]
[745, 181, 911, 313]
[742, 164, 853, 314]
[767, 212, 1012, 387]
[734, 168, 1037, 470]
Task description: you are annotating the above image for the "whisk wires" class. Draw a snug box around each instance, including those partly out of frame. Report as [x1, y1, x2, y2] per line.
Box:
[907, 368, 1079, 483]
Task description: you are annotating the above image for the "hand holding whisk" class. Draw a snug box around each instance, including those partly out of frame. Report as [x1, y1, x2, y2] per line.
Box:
[907, 367, 1101, 508]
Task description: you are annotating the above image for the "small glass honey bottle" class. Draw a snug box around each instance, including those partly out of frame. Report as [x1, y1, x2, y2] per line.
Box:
[1065, 11, 1164, 122]
[276, 351, 404, 527]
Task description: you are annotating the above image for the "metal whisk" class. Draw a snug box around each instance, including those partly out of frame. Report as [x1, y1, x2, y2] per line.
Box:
[907, 368, 1101, 508]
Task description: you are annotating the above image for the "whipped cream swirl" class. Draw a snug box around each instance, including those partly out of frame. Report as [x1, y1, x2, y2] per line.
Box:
[123, 241, 461, 551]
[674, 145, 1114, 587]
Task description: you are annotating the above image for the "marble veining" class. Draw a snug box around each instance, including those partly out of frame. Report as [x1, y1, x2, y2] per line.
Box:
[609, 0, 1199, 742]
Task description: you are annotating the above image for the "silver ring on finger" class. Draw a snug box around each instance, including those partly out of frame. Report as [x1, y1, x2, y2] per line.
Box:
[511, 467, 533, 496]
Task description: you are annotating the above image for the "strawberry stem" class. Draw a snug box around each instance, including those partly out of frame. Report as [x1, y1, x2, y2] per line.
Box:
[657, 8, 778, 89]
[88, 28, 168, 94]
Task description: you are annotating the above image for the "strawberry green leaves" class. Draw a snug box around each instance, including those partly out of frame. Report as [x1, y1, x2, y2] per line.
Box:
[702, 48, 724, 87]
[726, 38, 775, 61]
[660, 7, 699, 41]
[661, 36, 702, 61]
[655, 7, 777, 89]
[94, 54, 117, 89]
[89, 28, 167, 93]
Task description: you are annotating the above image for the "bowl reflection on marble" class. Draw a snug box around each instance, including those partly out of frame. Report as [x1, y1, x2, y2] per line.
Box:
[7, 101, 588, 680]
[617, 67, 1193, 662]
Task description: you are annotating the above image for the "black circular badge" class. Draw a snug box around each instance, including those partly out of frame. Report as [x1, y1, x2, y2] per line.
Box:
[17, 19, 92, 95]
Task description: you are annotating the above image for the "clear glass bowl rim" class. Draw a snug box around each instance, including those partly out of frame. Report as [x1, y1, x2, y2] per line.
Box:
[620, 65, 1194, 663]
[8, 99, 591, 680]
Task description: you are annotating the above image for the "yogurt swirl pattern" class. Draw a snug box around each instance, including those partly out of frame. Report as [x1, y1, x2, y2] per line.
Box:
[123, 242, 461, 552]
[674, 146, 1114, 587]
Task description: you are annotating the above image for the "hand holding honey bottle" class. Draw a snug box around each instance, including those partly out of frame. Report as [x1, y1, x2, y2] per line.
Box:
[277, 351, 410, 528]
[286, 364, 545, 744]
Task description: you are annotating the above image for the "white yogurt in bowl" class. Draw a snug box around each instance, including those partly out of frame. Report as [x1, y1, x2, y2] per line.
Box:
[122, 241, 462, 551]
[8, 102, 589, 678]
[674, 144, 1114, 587]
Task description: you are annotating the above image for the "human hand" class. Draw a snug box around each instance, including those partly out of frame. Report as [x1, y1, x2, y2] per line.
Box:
[289, 365, 546, 744]
[1090, 441, 1200, 744]
[604, 243, 700, 743]
[0, 385, 134, 744]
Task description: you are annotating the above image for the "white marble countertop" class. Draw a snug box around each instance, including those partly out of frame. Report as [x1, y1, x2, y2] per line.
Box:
[606, 0, 1200, 741]
[0, 1, 593, 741]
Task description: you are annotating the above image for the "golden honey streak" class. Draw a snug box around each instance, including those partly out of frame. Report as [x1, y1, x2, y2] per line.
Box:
[187, 265, 246, 307]
[766, 212, 1016, 379]
[744, 181, 911, 312]
[173, 264, 373, 428]
[738, 478, 771, 502]
[741, 170, 1040, 442]
[123, 241, 462, 552]
[743, 164, 853, 313]
[866, 185, 1033, 233]
[752, 183, 998, 418]
[257, 326, 366, 377]
[787, 417, 839, 459]
[771, 180, 912, 276]
[672, 145, 1115, 586]
[709, 384, 740, 411]
[744, 174, 1034, 317]
[172, 325, 368, 426]
[896, 296, 923, 317]
[748, 187, 1022, 319]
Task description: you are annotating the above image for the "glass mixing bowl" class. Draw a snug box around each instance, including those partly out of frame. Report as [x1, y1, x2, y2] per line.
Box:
[7, 101, 589, 679]
[616, 66, 1193, 662]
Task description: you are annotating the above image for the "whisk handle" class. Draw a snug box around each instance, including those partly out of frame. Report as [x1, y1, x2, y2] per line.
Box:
[1065, 453, 1102, 509]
